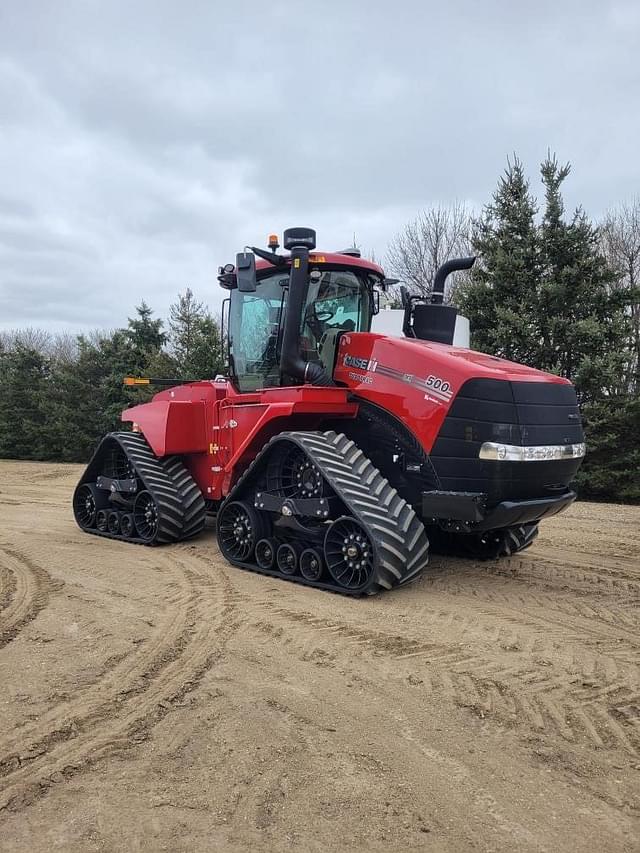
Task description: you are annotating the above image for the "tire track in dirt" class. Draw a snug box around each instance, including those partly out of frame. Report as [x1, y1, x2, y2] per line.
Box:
[0, 556, 237, 813]
[219, 566, 640, 755]
[0, 552, 192, 770]
[437, 562, 640, 602]
[0, 549, 60, 649]
[0, 563, 16, 612]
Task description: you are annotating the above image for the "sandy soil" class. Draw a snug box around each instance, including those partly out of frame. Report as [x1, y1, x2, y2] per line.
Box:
[0, 460, 639, 852]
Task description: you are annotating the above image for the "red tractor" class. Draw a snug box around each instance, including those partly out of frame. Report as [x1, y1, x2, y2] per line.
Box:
[73, 227, 585, 595]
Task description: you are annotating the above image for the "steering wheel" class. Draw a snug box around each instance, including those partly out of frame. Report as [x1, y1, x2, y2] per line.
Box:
[313, 309, 334, 322]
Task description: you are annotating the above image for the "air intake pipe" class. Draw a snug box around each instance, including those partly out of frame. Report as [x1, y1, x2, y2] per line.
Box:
[280, 228, 334, 386]
[431, 256, 476, 304]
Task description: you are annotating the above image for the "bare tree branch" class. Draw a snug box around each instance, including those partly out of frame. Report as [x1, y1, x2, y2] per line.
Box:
[385, 202, 473, 300]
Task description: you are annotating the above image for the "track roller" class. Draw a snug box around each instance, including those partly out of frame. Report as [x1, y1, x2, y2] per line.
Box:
[120, 513, 135, 539]
[255, 538, 277, 570]
[300, 547, 324, 581]
[277, 542, 303, 575]
[107, 510, 121, 535]
[96, 509, 109, 532]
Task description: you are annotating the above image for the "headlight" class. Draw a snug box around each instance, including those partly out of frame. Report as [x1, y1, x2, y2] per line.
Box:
[479, 442, 586, 462]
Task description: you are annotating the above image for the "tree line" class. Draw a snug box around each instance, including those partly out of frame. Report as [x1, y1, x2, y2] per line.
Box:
[0, 290, 223, 464]
[1, 153, 638, 502]
[386, 154, 639, 502]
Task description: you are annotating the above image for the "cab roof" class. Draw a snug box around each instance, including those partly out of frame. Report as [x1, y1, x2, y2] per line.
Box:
[255, 252, 385, 278]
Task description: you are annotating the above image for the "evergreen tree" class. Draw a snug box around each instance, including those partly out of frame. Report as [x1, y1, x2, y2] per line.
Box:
[0, 345, 54, 459]
[576, 395, 640, 502]
[538, 155, 630, 401]
[126, 301, 167, 371]
[456, 157, 542, 364]
[189, 314, 224, 379]
[170, 289, 224, 378]
[169, 288, 205, 375]
[49, 331, 136, 461]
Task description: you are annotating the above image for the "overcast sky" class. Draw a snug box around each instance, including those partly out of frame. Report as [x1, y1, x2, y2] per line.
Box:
[1, 0, 639, 333]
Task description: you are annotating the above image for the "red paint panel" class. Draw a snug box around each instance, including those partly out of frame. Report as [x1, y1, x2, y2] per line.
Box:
[122, 401, 207, 456]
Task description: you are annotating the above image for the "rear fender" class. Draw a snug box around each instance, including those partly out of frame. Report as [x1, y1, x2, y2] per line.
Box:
[122, 400, 207, 456]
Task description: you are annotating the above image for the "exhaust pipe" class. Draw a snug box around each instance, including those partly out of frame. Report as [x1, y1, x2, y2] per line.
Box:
[431, 256, 476, 304]
[280, 228, 333, 386]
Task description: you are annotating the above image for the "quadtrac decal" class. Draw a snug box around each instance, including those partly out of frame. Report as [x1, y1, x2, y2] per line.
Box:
[341, 353, 453, 402]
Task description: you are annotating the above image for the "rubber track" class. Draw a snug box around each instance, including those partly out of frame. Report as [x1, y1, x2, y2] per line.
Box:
[219, 430, 430, 595]
[74, 432, 205, 545]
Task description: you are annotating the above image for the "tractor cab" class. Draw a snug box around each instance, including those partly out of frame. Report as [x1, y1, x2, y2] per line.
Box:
[219, 230, 385, 392]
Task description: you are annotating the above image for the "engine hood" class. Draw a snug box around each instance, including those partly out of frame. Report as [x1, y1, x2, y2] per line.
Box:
[333, 332, 575, 457]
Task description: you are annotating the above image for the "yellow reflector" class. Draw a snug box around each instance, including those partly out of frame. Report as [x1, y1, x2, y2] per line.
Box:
[124, 377, 150, 386]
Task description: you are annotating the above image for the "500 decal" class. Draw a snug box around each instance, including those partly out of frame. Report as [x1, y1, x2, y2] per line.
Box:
[425, 375, 451, 394]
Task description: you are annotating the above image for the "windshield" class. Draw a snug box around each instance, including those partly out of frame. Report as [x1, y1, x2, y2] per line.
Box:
[301, 269, 371, 352]
[229, 267, 372, 392]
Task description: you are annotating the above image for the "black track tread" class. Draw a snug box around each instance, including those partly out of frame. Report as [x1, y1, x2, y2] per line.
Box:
[73, 432, 205, 546]
[163, 456, 207, 539]
[218, 430, 430, 595]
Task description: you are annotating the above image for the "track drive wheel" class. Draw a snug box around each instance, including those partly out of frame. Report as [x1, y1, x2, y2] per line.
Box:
[324, 516, 376, 592]
[217, 501, 266, 564]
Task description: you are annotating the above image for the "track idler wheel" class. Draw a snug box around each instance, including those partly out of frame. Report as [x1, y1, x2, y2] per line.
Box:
[300, 547, 324, 582]
[133, 491, 159, 542]
[218, 501, 266, 563]
[324, 516, 375, 591]
[255, 538, 277, 570]
[73, 483, 103, 530]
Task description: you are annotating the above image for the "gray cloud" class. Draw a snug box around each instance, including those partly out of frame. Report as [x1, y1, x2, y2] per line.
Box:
[1, 0, 639, 332]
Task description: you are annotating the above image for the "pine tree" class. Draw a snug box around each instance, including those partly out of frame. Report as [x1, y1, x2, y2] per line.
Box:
[169, 288, 205, 376]
[538, 154, 630, 401]
[49, 331, 136, 461]
[456, 157, 542, 364]
[0, 345, 54, 459]
[189, 314, 224, 379]
[169, 289, 224, 378]
[126, 301, 167, 371]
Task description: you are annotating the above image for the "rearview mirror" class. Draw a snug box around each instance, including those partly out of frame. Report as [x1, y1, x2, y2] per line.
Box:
[236, 251, 257, 292]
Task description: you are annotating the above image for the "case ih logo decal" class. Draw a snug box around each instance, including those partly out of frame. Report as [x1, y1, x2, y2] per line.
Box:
[342, 354, 453, 403]
[343, 354, 378, 371]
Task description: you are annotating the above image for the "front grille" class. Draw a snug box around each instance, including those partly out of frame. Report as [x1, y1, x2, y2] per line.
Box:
[430, 379, 584, 502]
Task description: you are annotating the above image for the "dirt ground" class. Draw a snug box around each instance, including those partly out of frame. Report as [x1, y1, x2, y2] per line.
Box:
[0, 461, 638, 852]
